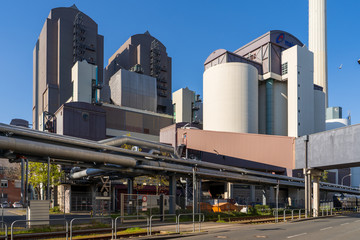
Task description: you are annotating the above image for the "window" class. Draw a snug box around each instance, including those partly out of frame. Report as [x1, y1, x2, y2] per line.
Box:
[1, 180, 8, 188]
[15, 180, 21, 188]
[281, 62, 288, 75]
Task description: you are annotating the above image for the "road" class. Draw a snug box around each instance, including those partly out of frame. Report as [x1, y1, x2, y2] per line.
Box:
[181, 214, 360, 240]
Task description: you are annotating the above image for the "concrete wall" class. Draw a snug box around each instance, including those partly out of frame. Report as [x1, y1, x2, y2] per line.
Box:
[282, 45, 315, 137]
[177, 129, 295, 171]
[72, 60, 97, 103]
[172, 88, 195, 123]
[203, 62, 258, 134]
[109, 69, 157, 112]
[295, 124, 360, 170]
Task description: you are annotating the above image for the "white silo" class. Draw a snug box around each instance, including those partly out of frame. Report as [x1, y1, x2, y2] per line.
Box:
[203, 62, 258, 133]
[309, 0, 328, 107]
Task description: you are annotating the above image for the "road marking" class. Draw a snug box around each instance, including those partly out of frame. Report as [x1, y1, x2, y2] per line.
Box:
[216, 236, 227, 239]
[320, 227, 333, 231]
[355, 220, 360, 223]
[287, 233, 307, 238]
[340, 223, 349, 226]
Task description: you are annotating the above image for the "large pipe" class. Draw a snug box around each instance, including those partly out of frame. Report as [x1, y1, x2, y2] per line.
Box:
[0, 136, 137, 168]
[0, 123, 296, 181]
[70, 168, 106, 179]
[99, 136, 179, 157]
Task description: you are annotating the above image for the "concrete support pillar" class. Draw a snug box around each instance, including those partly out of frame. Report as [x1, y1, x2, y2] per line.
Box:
[250, 185, 256, 203]
[192, 167, 197, 214]
[262, 188, 267, 205]
[127, 178, 133, 195]
[169, 175, 176, 214]
[269, 186, 275, 206]
[225, 182, 233, 199]
[313, 175, 320, 217]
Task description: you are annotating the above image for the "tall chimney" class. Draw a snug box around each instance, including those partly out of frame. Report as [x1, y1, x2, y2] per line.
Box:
[309, 0, 328, 107]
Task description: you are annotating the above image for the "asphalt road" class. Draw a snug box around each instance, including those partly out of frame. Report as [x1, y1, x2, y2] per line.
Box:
[181, 214, 360, 240]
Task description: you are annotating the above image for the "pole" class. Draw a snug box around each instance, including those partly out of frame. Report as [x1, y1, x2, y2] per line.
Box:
[63, 185, 66, 218]
[276, 180, 279, 222]
[192, 166, 196, 232]
[47, 157, 51, 201]
[21, 159, 24, 205]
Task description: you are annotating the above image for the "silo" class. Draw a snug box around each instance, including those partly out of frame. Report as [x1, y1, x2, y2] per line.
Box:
[203, 62, 258, 133]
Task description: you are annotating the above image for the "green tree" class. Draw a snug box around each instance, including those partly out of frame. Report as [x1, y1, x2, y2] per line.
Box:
[321, 170, 328, 182]
[28, 162, 64, 200]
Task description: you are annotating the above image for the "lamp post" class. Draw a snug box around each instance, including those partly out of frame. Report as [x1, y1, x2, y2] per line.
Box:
[341, 173, 352, 186]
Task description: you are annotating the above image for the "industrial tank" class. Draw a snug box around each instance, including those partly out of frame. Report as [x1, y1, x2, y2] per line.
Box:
[203, 62, 258, 133]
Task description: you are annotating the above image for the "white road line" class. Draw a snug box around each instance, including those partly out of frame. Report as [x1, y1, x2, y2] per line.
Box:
[320, 226, 333, 231]
[355, 220, 360, 223]
[287, 233, 307, 238]
[340, 222, 349, 226]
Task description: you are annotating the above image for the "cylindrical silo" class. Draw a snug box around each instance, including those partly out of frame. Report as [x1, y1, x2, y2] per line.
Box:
[203, 62, 258, 133]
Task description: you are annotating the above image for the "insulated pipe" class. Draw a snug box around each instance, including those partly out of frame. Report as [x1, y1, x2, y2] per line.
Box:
[0, 136, 137, 168]
[70, 168, 105, 179]
[0, 123, 299, 182]
[98, 136, 179, 158]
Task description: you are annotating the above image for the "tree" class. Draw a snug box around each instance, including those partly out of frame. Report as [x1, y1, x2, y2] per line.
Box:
[28, 162, 64, 200]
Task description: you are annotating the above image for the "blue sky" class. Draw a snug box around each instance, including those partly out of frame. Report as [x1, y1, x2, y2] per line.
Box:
[1, 0, 360, 125]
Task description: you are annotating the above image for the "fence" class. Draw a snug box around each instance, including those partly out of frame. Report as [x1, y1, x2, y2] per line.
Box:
[1, 207, 358, 239]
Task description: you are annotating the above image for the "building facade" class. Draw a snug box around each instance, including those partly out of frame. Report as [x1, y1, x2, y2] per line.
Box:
[103, 31, 172, 115]
[33, 5, 104, 130]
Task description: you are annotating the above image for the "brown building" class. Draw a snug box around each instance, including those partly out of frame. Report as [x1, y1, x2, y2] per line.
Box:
[33, 5, 104, 131]
[103, 31, 172, 115]
[0, 160, 21, 204]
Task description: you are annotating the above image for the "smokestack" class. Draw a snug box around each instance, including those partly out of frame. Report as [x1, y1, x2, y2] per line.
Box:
[309, 0, 328, 107]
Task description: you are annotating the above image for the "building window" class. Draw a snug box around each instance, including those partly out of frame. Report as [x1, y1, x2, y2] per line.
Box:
[282, 62, 288, 75]
[1, 180, 8, 188]
[15, 180, 21, 188]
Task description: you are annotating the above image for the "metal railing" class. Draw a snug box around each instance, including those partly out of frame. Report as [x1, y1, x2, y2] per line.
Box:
[69, 217, 113, 240]
[10, 219, 67, 240]
[149, 214, 177, 236]
[114, 215, 149, 239]
[177, 213, 204, 233]
[0, 221, 7, 240]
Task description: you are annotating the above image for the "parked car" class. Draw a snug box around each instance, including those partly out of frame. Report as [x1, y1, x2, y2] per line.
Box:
[12, 202, 23, 208]
[1, 202, 10, 208]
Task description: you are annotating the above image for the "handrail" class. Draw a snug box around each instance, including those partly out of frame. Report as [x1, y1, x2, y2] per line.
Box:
[69, 217, 113, 240]
[114, 215, 149, 239]
[149, 214, 177, 236]
[177, 213, 204, 233]
[10, 219, 67, 240]
[0, 221, 7, 240]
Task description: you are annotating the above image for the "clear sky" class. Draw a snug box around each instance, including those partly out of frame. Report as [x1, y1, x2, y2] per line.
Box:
[1, 0, 360, 126]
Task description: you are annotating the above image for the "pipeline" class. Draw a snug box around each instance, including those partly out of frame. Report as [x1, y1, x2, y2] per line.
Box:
[0, 136, 137, 168]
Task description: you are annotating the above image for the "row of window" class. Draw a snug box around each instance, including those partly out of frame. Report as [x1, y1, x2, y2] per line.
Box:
[0, 180, 21, 188]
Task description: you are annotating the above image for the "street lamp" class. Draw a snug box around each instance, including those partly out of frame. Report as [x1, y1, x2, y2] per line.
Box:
[341, 173, 352, 186]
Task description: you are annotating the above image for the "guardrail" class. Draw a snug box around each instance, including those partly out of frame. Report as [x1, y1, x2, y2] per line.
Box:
[69, 217, 113, 240]
[149, 214, 177, 236]
[176, 213, 204, 233]
[114, 215, 149, 239]
[10, 219, 67, 240]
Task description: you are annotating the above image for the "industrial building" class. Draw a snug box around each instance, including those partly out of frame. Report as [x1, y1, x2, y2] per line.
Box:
[203, 30, 325, 137]
[33, 5, 104, 131]
[172, 87, 202, 124]
[103, 31, 173, 115]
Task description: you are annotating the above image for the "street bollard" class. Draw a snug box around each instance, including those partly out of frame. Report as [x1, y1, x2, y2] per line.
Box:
[322, 209, 324, 216]
[291, 210, 294, 221]
[299, 209, 301, 219]
[283, 210, 286, 222]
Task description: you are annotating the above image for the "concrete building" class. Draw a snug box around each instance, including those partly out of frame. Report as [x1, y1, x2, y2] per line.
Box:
[103, 31, 172, 115]
[71, 60, 99, 104]
[203, 30, 325, 137]
[33, 5, 104, 131]
[109, 69, 157, 112]
[172, 87, 202, 124]
[282, 45, 325, 137]
[203, 63, 258, 133]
